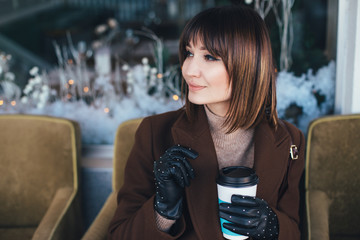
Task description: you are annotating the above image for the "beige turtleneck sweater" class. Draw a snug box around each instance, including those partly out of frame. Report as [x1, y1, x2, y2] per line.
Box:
[155, 106, 255, 232]
[205, 106, 255, 169]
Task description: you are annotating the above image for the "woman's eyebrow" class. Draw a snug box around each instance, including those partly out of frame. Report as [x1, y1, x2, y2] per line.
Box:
[185, 44, 207, 51]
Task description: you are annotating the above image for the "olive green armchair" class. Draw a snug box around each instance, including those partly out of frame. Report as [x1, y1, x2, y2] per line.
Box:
[305, 114, 360, 240]
[0, 115, 83, 240]
[82, 118, 142, 240]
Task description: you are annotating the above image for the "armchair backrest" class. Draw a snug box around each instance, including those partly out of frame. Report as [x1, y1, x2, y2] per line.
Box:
[305, 114, 360, 238]
[0, 115, 81, 227]
[113, 118, 143, 192]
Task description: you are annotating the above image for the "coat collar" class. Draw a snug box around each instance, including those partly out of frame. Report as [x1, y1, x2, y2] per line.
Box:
[170, 105, 291, 239]
[171, 105, 290, 147]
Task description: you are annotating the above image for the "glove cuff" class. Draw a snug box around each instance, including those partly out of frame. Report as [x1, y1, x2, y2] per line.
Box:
[154, 195, 183, 220]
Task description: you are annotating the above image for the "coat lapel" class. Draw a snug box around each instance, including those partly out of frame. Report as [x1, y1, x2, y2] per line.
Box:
[253, 120, 291, 203]
[171, 106, 224, 239]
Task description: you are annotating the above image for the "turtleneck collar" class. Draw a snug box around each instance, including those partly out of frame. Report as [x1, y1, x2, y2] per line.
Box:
[204, 105, 255, 169]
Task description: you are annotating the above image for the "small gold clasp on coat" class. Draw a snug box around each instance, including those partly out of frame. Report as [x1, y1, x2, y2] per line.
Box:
[290, 145, 299, 160]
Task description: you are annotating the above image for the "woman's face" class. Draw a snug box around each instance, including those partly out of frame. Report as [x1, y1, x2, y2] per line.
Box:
[182, 40, 231, 117]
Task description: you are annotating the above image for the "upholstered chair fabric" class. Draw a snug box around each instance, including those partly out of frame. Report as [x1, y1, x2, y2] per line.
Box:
[305, 114, 360, 240]
[0, 114, 83, 240]
[82, 118, 142, 240]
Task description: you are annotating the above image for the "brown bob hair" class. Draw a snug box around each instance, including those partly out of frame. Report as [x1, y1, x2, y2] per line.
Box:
[179, 5, 278, 132]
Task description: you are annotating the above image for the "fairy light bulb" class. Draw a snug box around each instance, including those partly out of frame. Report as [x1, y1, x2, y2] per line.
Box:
[0, 100, 4, 106]
[172, 95, 179, 101]
[11, 100, 16, 106]
[104, 107, 110, 113]
[83, 86, 89, 93]
[68, 79, 74, 85]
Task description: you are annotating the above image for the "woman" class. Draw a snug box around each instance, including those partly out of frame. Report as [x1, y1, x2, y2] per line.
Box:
[108, 5, 305, 240]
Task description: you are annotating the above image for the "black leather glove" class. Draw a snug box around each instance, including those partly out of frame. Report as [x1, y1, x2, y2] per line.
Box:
[154, 145, 198, 220]
[219, 195, 279, 239]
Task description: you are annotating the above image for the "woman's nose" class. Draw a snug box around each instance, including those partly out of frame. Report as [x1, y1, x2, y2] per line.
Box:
[183, 59, 201, 78]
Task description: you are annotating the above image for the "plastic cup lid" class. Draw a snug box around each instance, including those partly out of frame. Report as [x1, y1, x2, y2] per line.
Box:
[216, 166, 259, 187]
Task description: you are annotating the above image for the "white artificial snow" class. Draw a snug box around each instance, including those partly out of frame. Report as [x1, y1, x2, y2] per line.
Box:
[276, 61, 336, 132]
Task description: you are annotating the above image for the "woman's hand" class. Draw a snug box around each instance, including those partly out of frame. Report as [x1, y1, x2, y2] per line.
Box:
[153, 145, 198, 220]
[219, 195, 279, 239]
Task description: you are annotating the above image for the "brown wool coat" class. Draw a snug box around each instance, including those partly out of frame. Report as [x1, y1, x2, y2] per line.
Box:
[108, 106, 305, 240]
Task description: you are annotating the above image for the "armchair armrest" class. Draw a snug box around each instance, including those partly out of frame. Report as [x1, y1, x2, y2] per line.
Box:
[82, 191, 117, 240]
[307, 190, 332, 240]
[32, 187, 74, 240]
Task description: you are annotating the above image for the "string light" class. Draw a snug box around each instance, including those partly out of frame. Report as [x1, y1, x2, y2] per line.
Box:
[83, 86, 89, 93]
[68, 79, 74, 85]
[0, 100, 3, 106]
[10, 100, 16, 106]
[67, 93, 72, 99]
[104, 107, 110, 113]
[157, 73, 163, 79]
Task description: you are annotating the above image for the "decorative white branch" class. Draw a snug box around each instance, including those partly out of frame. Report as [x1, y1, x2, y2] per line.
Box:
[251, 0, 295, 71]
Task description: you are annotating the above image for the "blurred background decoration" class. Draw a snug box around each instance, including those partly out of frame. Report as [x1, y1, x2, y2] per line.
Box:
[0, 0, 336, 144]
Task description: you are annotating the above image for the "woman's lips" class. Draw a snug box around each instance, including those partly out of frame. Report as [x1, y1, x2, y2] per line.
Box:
[188, 83, 205, 91]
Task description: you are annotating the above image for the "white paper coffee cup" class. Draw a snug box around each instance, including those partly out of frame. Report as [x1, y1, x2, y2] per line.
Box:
[217, 166, 259, 240]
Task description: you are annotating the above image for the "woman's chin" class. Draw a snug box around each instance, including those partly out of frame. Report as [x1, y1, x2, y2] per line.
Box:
[188, 96, 206, 105]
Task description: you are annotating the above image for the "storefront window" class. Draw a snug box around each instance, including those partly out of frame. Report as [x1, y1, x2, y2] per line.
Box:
[0, 0, 336, 143]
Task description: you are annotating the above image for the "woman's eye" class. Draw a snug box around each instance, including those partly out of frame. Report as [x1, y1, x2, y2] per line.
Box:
[204, 54, 219, 61]
[185, 50, 193, 58]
